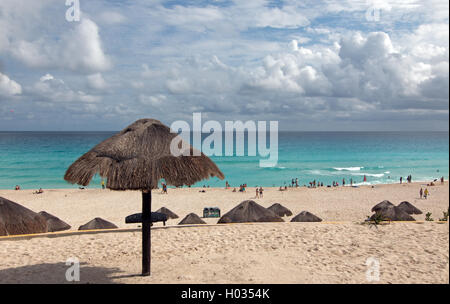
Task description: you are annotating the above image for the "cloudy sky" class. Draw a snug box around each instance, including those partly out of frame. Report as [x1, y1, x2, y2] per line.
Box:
[0, 0, 448, 131]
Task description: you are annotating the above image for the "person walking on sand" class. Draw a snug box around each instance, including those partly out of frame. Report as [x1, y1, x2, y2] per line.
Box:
[424, 188, 429, 199]
[101, 180, 105, 189]
[342, 178, 345, 186]
[295, 178, 298, 187]
[400, 176, 403, 184]
[255, 187, 259, 198]
[259, 187, 264, 198]
[420, 188, 423, 199]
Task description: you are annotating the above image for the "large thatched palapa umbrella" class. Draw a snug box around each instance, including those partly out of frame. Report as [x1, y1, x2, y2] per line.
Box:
[64, 119, 224, 276]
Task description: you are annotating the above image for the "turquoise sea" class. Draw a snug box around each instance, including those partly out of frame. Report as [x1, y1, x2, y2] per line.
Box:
[0, 132, 448, 189]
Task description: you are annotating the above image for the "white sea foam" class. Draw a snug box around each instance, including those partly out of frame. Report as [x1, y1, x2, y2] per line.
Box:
[333, 167, 363, 171]
[352, 173, 385, 178]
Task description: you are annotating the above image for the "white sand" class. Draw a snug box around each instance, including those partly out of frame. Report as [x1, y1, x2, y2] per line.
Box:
[0, 182, 448, 283]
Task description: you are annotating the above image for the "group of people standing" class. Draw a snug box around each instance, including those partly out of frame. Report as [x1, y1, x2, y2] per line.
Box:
[400, 175, 413, 184]
[255, 187, 264, 198]
[419, 187, 429, 199]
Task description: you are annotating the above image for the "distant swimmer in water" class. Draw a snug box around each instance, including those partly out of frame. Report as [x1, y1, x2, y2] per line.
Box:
[15, 185, 20, 190]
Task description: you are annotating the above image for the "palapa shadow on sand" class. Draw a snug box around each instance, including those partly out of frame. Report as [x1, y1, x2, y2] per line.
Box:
[0, 262, 125, 284]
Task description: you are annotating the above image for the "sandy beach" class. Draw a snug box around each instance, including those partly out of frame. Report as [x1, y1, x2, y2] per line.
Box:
[0, 181, 448, 284]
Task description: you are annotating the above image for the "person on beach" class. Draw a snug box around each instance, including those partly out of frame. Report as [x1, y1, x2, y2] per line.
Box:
[259, 187, 264, 198]
[342, 178, 345, 186]
[424, 188, 429, 199]
[400, 176, 403, 184]
[225, 181, 230, 189]
[350, 178, 353, 186]
[441, 176, 444, 184]
[33, 188, 44, 194]
[101, 180, 105, 189]
[255, 187, 259, 198]
[420, 188, 423, 199]
[295, 178, 298, 187]
[15, 185, 20, 190]
[363, 175, 367, 182]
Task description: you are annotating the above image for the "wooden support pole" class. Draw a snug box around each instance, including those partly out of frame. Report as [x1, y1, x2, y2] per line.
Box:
[142, 190, 151, 276]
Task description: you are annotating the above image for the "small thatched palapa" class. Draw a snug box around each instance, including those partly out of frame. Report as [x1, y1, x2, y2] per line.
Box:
[371, 200, 394, 212]
[178, 213, 206, 225]
[291, 211, 322, 222]
[370, 205, 415, 221]
[64, 119, 224, 190]
[78, 217, 118, 230]
[0, 197, 47, 236]
[267, 203, 292, 217]
[38, 211, 71, 232]
[218, 200, 283, 223]
[156, 207, 179, 219]
[397, 201, 422, 215]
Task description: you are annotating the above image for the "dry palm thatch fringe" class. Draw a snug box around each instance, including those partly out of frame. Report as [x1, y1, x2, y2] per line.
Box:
[64, 119, 224, 190]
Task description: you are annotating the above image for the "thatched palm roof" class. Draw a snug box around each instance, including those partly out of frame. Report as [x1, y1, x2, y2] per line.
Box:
[0, 197, 47, 236]
[371, 200, 394, 212]
[38, 211, 71, 232]
[218, 200, 284, 223]
[156, 207, 179, 219]
[178, 213, 206, 225]
[397, 201, 422, 215]
[78, 217, 118, 230]
[267, 203, 292, 217]
[370, 205, 415, 221]
[291, 211, 322, 222]
[64, 119, 224, 190]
